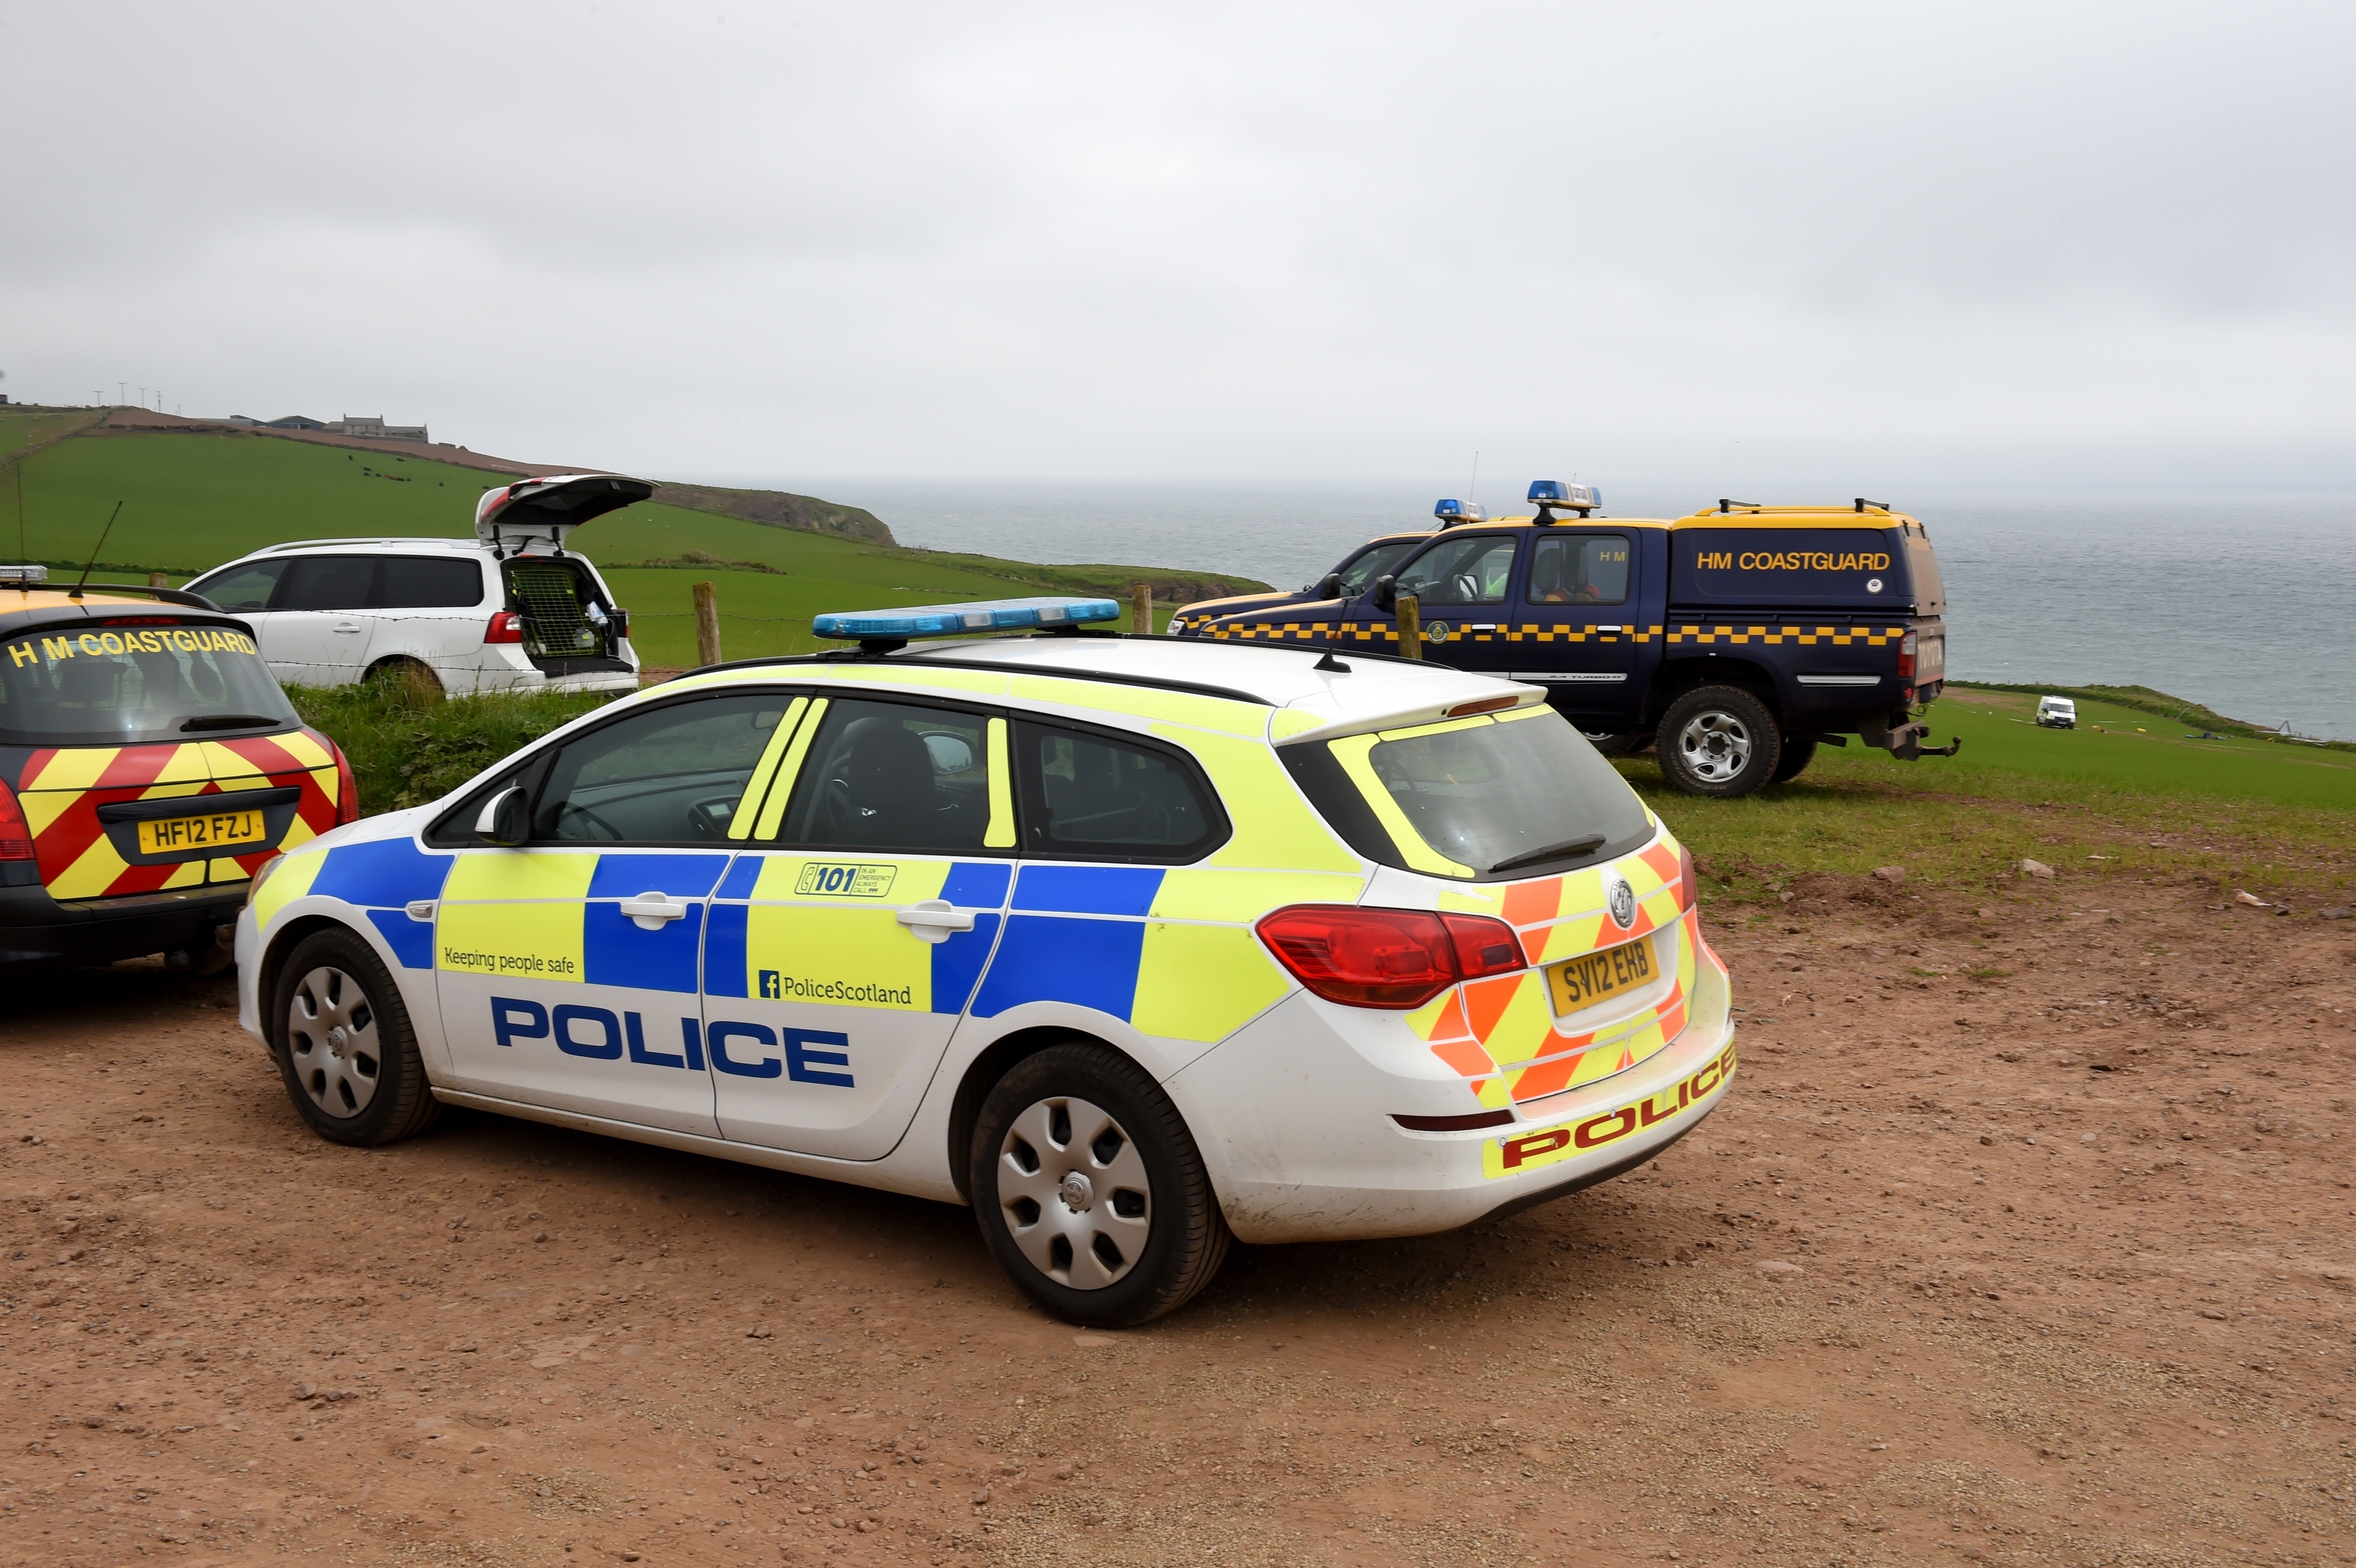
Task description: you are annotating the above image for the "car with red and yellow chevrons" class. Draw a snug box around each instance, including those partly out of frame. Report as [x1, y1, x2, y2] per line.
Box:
[0, 567, 356, 973]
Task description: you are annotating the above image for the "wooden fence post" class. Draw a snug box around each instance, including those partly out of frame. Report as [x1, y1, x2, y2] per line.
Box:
[1131, 582, 1151, 634]
[147, 571, 169, 589]
[693, 580, 722, 666]
[1395, 593, 1422, 658]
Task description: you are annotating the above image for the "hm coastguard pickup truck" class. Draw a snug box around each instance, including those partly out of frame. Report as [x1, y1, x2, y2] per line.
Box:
[1172, 486, 1956, 797]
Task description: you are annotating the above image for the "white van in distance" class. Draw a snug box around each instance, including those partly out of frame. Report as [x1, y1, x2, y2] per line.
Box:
[2036, 695, 2077, 729]
[185, 475, 649, 696]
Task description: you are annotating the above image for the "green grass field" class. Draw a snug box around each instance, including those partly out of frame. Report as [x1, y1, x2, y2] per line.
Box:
[0, 420, 1265, 608]
[1618, 684, 2355, 911]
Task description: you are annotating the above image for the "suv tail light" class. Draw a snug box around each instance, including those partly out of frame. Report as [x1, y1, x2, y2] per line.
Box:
[485, 610, 524, 645]
[1257, 905, 1527, 1010]
[1896, 631, 1918, 682]
[1677, 843, 1698, 913]
[0, 777, 34, 861]
[331, 740, 360, 827]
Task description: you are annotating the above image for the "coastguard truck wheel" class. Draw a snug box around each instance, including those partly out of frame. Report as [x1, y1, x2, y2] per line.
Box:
[1770, 736, 1818, 784]
[269, 928, 442, 1148]
[1658, 685, 1782, 799]
[969, 1042, 1231, 1328]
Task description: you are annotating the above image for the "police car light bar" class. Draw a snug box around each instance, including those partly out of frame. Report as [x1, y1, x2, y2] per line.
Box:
[0, 565, 50, 584]
[812, 596, 1124, 640]
[1528, 480, 1601, 511]
[1432, 499, 1486, 526]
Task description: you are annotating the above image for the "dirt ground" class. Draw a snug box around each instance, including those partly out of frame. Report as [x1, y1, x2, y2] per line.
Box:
[4, 873, 2355, 1568]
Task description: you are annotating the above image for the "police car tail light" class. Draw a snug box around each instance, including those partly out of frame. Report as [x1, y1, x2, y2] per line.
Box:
[0, 778, 33, 861]
[1257, 905, 1525, 1010]
[1678, 844, 1698, 914]
[1896, 632, 1918, 682]
[330, 741, 360, 828]
[484, 610, 525, 645]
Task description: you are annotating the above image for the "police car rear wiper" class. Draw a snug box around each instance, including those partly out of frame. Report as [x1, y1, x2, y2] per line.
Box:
[178, 713, 281, 732]
[1488, 834, 1606, 875]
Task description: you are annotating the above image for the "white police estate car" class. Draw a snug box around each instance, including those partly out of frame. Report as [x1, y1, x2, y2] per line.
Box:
[237, 597, 1736, 1325]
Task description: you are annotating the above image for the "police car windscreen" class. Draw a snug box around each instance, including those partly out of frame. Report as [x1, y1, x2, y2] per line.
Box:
[1288, 709, 1652, 878]
[0, 624, 297, 743]
[1365, 713, 1651, 874]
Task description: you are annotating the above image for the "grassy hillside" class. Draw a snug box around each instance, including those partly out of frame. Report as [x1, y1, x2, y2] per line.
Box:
[0, 420, 1271, 622]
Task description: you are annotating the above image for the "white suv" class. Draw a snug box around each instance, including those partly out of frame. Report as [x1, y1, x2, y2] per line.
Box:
[186, 474, 647, 695]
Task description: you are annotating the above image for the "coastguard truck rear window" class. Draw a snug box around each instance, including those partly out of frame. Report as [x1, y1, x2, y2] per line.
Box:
[0, 624, 297, 744]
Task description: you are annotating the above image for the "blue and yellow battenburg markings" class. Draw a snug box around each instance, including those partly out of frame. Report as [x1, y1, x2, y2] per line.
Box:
[704, 857, 1008, 1015]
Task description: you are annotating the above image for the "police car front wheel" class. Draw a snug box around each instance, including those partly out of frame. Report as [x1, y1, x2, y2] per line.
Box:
[970, 1043, 1231, 1328]
[269, 928, 443, 1147]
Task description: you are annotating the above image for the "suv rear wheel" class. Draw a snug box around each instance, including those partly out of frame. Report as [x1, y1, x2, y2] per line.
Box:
[269, 928, 442, 1147]
[1657, 685, 1782, 798]
[969, 1042, 1230, 1327]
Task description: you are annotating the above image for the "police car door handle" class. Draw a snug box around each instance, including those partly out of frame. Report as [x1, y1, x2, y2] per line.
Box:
[331, 621, 364, 634]
[895, 899, 975, 944]
[619, 891, 690, 931]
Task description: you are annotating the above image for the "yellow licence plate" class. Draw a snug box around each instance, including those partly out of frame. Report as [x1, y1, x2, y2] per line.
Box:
[136, 809, 269, 856]
[1545, 936, 1655, 1015]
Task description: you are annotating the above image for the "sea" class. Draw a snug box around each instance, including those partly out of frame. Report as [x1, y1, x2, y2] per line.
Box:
[756, 479, 2356, 743]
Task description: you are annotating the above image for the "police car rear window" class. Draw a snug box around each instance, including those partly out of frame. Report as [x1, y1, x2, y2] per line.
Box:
[1281, 708, 1651, 881]
[0, 623, 298, 745]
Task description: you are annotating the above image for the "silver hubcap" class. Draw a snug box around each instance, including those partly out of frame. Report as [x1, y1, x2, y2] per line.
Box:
[287, 965, 381, 1119]
[997, 1096, 1151, 1290]
[1676, 709, 1755, 783]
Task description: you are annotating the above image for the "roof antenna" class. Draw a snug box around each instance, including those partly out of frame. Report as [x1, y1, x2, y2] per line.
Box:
[1467, 450, 1480, 507]
[68, 500, 124, 600]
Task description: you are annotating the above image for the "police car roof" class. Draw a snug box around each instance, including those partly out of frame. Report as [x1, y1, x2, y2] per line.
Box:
[902, 634, 1545, 737]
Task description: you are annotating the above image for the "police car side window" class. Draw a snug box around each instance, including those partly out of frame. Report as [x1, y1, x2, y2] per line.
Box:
[1526, 534, 1630, 606]
[531, 693, 790, 844]
[773, 698, 997, 854]
[1011, 720, 1226, 862]
[1395, 536, 1516, 606]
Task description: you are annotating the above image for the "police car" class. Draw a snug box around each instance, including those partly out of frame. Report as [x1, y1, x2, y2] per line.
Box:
[0, 565, 356, 973]
[1173, 483, 1957, 798]
[235, 596, 1735, 1326]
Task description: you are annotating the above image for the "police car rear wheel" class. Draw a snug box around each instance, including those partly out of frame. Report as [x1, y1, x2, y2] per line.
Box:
[970, 1043, 1230, 1328]
[269, 928, 442, 1148]
[1658, 686, 1782, 799]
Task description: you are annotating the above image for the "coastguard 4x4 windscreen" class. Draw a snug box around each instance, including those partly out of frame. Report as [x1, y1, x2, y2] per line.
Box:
[1, 619, 298, 744]
[1280, 706, 1652, 881]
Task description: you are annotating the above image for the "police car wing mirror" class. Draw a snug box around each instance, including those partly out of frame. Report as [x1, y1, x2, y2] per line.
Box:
[475, 785, 530, 846]
[921, 733, 974, 775]
[1371, 574, 1398, 612]
[1314, 572, 1343, 600]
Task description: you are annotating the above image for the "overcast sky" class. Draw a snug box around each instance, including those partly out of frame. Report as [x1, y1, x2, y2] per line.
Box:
[4, 1, 2351, 490]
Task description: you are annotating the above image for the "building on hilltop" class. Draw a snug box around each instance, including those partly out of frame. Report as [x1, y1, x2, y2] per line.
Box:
[328, 415, 429, 441]
[264, 415, 327, 430]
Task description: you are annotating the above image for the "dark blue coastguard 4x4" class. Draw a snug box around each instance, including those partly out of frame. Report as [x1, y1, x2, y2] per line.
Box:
[1170, 483, 1956, 798]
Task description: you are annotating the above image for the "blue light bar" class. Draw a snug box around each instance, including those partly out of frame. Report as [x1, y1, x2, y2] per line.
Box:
[1528, 480, 1602, 509]
[1432, 498, 1486, 525]
[812, 596, 1123, 640]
